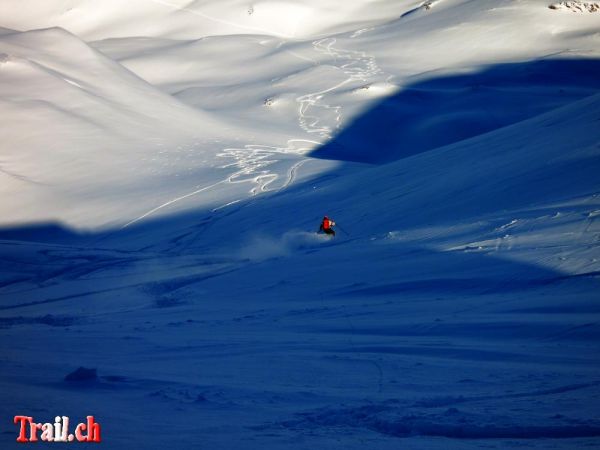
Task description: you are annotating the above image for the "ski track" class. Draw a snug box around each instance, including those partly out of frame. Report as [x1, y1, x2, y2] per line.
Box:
[296, 37, 384, 139]
[215, 35, 385, 200]
[123, 32, 386, 228]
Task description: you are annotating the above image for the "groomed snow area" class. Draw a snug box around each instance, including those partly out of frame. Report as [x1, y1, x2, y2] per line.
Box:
[1, 1, 599, 448]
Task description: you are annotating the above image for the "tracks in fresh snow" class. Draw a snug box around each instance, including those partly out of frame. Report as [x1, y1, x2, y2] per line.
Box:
[124, 33, 385, 227]
[216, 139, 319, 196]
[214, 36, 385, 196]
[297, 37, 383, 139]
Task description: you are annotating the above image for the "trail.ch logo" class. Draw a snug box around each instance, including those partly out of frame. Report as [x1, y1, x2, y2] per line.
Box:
[14, 416, 101, 443]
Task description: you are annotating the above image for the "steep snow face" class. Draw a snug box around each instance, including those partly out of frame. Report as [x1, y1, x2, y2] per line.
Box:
[1, 0, 599, 229]
[177, 91, 600, 276]
[0, 27, 246, 228]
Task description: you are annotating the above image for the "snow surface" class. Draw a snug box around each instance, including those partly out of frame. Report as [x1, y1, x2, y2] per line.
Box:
[1, 0, 600, 448]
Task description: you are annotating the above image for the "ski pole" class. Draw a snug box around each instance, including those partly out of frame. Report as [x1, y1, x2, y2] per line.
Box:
[336, 224, 350, 236]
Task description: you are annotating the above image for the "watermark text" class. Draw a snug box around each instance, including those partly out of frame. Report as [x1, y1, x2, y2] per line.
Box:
[14, 416, 101, 443]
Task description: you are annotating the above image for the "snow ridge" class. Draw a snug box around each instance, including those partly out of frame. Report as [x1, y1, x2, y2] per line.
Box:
[549, 1, 600, 12]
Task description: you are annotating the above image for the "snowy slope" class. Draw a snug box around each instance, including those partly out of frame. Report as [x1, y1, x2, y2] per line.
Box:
[0, 0, 416, 40]
[1, 0, 599, 229]
[1, 89, 599, 449]
[1, 1, 600, 449]
[0, 27, 244, 228]
[2, 0, 599, 230]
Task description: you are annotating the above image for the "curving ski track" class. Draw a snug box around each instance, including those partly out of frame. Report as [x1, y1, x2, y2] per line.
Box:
[124, 33, 386, 228]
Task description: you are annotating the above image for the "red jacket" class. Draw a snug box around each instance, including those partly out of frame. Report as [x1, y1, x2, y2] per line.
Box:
[321, 218, 335, 230]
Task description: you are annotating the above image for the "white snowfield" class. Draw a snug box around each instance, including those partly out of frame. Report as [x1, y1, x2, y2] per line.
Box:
[1, 1, 600, 449]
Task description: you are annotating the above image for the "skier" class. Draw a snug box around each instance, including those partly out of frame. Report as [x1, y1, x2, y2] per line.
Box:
[319, 216, 336, 237]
